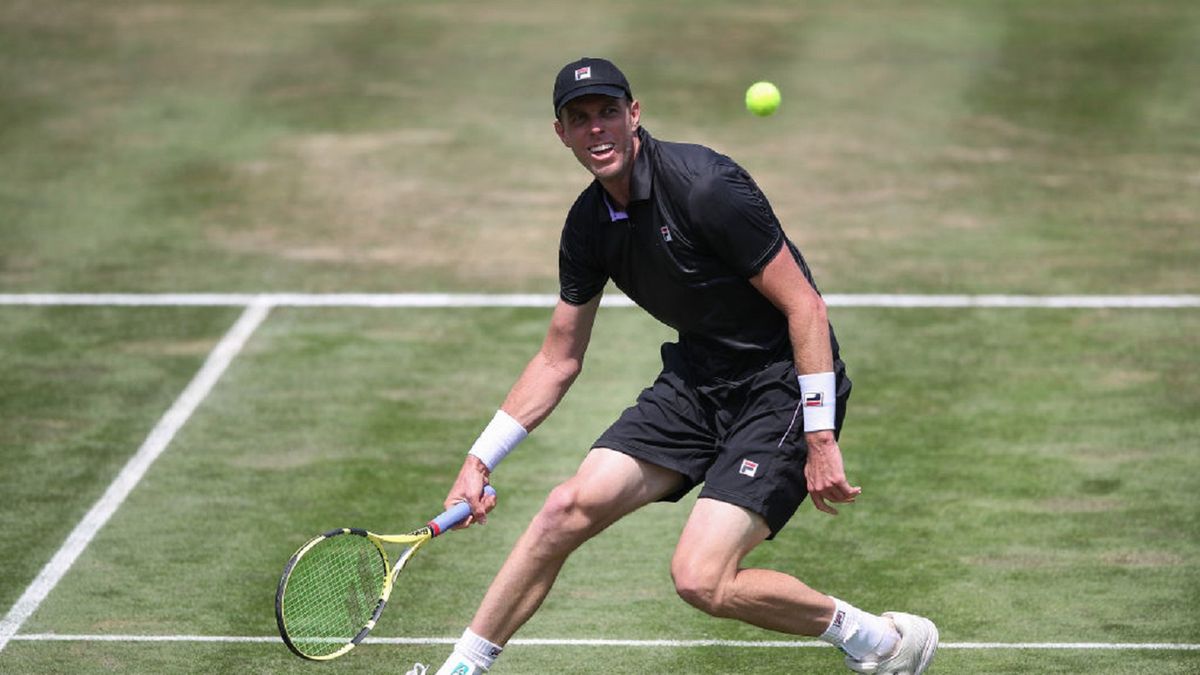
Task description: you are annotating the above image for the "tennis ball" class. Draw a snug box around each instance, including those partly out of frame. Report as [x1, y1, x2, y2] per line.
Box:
[745, 81, 781, 117]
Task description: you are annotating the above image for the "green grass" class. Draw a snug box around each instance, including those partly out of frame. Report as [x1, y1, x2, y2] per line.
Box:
[0, 306, 239, 613]
[2, 0, 1197, 293]
[3, 641, 1199, 675]
[2, 0, 1199, 672]
[3, 307, 1198, 673]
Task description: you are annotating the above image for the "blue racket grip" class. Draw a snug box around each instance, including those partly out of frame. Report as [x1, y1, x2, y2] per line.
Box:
[428, 485, 497, 537]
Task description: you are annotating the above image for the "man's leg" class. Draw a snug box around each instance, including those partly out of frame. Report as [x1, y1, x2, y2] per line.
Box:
[435, 448, 683, 673]
[670, 497, 936, 674]
[670, 496, 835, 634]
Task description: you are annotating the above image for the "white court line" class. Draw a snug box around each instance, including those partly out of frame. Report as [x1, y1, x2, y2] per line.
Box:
[0, 292, 1197, 308]
[822, 293, 1200, 308]
[0, 302, 273, 654]
[0, 293, 567, 307]
[8, 634, 1200, 651]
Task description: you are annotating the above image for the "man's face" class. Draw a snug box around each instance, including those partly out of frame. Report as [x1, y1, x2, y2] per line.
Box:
[554, 95, 641, 185]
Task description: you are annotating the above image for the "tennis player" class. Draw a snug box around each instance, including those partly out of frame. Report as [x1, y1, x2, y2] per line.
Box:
[418, 57, 938, 675]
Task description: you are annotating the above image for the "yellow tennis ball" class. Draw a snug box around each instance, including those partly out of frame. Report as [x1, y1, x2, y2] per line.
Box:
[745, 81, 781, 117]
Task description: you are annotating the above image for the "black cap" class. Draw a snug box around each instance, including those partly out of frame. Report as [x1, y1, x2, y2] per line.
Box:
[553, 57, 632, 116]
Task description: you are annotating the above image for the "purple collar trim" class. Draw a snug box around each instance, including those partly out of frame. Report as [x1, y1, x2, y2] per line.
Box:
[603, 193, 628, 222]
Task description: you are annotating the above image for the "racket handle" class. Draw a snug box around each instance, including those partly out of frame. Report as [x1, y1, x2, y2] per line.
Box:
[428, 485, 497, 537]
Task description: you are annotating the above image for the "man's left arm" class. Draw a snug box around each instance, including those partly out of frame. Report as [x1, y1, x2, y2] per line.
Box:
[750, 247, 862, 515]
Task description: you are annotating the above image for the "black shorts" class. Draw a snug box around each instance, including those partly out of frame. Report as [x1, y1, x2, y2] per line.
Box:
[595, 342, 850, 538]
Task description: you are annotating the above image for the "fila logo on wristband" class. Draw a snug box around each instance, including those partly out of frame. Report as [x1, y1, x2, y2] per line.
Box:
[798, 371, 837, 432]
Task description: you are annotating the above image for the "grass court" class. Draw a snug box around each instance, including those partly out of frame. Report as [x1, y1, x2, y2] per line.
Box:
[2, 1, 1198, 672]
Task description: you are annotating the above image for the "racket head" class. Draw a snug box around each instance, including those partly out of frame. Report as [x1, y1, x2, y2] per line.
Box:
[275, 528, 393, 660]
[275, 488, 491, 660]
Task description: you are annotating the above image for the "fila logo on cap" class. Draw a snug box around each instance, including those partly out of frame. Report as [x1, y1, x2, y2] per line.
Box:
[575, 66, 592, 81]
[739, 459, 758, 478]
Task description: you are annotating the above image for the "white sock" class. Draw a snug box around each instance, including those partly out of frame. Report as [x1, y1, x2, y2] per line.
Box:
[818, 597, 899, 661]
[434, 628, 503, 674]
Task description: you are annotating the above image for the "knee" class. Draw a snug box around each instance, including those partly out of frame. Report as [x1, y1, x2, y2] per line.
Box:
[670, 555, 731, 618]
[528, 481, 598, 548]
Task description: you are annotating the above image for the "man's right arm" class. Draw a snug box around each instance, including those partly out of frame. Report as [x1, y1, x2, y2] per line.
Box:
[446, 294, 602, 523]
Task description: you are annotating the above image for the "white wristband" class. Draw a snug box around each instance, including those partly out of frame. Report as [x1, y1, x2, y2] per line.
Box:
[798, 372, 837, 432]
[467, 410, 528, 471]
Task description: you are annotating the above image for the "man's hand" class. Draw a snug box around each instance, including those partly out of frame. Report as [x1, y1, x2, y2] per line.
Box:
[804, 430, 862, 515]
[445, 455, 497, 528]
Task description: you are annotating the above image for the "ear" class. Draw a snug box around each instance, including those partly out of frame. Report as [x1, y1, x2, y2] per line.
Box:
[628, 99, 641, 129]
[553, 118, 569, 147]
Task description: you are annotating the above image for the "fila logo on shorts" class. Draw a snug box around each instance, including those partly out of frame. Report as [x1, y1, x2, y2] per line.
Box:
[739, 459, 758, 478]
[660, 226, 673, 242]
[575, 66, 591, 81]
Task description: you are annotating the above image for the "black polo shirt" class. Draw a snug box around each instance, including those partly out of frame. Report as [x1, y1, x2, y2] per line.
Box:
[559, 127, 843, 381]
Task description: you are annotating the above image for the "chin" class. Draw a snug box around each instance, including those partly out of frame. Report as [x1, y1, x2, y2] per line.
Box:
[590, 166, 618, 181]
[591, 159, 626, 181]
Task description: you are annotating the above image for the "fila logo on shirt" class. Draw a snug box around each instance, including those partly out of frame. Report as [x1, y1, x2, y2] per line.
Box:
[660, 226, 673, 242]
[739, 459, 758, 478]
[575, 66, 591, 81]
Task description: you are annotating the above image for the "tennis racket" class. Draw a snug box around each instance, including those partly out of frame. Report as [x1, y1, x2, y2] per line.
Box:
[275, 485, 497, 661]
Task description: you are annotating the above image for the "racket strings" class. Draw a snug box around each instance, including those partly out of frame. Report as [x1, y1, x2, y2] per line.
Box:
[283, 534, 390, 656]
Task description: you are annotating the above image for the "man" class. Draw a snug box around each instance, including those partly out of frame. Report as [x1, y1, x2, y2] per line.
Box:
[419, 57, 938, 675]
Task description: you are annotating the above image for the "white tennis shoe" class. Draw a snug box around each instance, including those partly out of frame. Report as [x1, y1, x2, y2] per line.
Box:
[845, 611, 938, 674]
[427, 658, 486, 675]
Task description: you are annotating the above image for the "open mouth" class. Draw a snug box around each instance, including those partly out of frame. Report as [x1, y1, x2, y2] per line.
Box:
[588, 142, 615, 159]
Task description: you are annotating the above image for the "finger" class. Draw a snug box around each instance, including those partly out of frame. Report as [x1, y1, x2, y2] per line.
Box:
[481, 491, 498, 513]
[813, 480, 846, 503]
[823, 490, 846, 509]
[811, 493, 839, 516]
[450, 496, 481, 530]
[828, 486, 856, 503]
[820, 483, 847, 502]
[469, 496, 488, 525]
[828, 481, 863, 503]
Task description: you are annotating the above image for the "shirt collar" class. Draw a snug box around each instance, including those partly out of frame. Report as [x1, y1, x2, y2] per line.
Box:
[603, 193, 628, 221]
[598, 127, 652, 222]
[628, 126, 652, 203]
